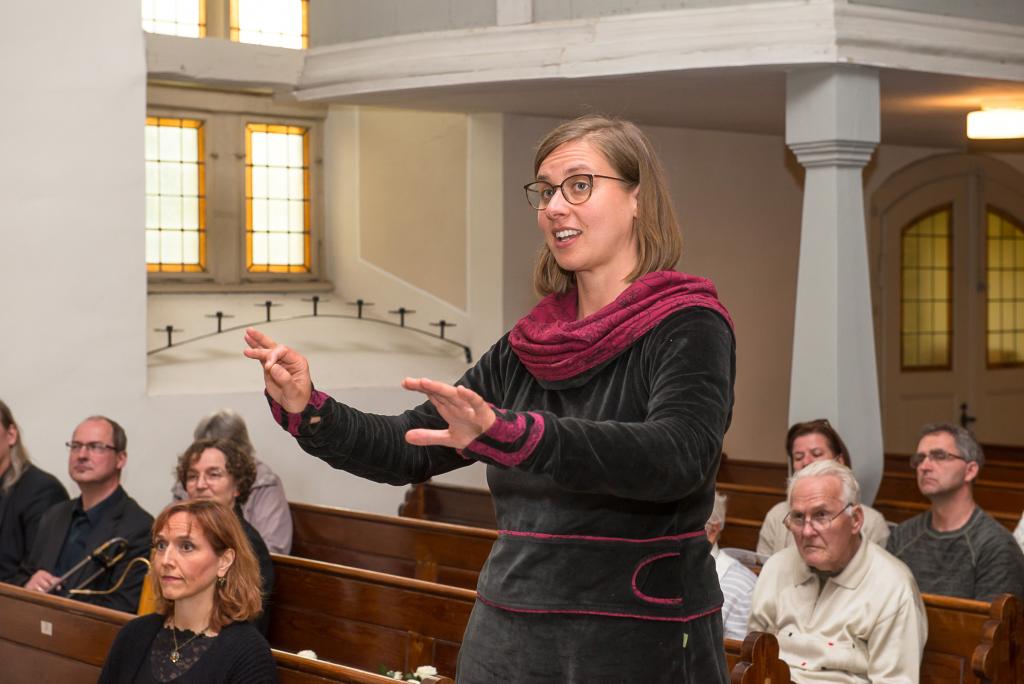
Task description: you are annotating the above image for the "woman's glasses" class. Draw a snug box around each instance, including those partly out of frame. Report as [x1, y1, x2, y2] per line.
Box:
[524, 173, 630, 210]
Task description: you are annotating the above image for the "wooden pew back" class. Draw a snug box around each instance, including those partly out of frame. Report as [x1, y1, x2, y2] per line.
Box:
[399, 481, 497, 528]
[269, 554, 476, 677]
[725, 633, 792, 683]
[0, 583, 450, 684]
[290, 502, 496, 590]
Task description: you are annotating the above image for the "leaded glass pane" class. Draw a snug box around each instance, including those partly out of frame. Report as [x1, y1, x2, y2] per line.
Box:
[142, 0, 205, 38]
[145, 117, 205, 272]
[245, 123, 310, 272]
[900, 208, 952, 369]
[986, 208, 1024, 366]
[231, 0, 307, 49]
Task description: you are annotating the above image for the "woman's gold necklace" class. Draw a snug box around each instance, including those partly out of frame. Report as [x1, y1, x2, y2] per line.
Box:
[169, 619, 208, 664]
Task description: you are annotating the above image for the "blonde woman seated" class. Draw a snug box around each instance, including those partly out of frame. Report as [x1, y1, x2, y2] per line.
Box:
[757, 419, 889, 557]
[98, 499, 276, 683]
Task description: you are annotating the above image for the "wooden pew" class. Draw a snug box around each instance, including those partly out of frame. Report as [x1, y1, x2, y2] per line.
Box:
[921, 593, 1022, 684]
[269, 554, 476, 678]
[0, 582, 453, 684]
[290, 502, 496, 589]
[399, 481, 497, 528]
[877, 471, 1024, 515]
[716, 454, 788, 488]
[873, 499, 1019, 532]
[725, 633, 792, 683]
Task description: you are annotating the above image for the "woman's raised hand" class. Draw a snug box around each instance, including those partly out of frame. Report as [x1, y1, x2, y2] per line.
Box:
[402, 377, 495, 450]
[243, 327, 313, 413]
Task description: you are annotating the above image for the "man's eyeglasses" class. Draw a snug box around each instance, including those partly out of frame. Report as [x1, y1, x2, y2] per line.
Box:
[783, 503, 853, 533]
[909, 449, 965, 469]
[524, 173, 630, 210]
[66, 441, 117, 454]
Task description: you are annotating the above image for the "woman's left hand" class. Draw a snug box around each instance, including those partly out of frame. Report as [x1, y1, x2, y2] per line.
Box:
[402, 377, 496, 450]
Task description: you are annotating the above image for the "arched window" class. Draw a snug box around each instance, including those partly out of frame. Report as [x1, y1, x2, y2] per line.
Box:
[901, 207, 952, 370]
[986, 208, 1024, 367]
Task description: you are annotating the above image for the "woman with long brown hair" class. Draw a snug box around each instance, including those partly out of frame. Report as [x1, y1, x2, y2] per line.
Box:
[98, 499, 276, 683]
[0, 399, 68, 582]
[245, 114, 735, 681]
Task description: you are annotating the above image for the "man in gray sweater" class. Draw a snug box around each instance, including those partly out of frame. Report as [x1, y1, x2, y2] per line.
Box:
[887, 423, 1024, 602]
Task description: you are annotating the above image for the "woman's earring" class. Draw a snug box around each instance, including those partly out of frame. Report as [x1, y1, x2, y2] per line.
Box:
[217, 576, 227, 587]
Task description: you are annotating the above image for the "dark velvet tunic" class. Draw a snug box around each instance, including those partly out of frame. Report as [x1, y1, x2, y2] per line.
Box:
[272, 305, 735, 682]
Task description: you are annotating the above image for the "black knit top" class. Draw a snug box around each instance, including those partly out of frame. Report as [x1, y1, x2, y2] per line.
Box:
[98, 612, 277, 683]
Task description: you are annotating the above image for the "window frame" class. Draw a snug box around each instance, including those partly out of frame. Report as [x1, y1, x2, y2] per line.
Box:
[146, 86, 326, 293]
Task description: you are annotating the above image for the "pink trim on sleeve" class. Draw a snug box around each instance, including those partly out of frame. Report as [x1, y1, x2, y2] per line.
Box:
[466, 411, 545, 467]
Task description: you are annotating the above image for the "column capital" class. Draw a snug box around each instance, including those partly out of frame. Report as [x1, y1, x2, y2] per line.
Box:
[788, 139, 878, 169]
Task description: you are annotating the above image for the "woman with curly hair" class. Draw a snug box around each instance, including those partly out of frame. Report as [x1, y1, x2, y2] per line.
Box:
[98, 499, 276, 683]
[177, 437, 273, 634]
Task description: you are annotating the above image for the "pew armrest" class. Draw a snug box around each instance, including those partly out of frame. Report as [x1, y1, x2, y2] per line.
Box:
[730, 631, 792, 684]
[970, 593, 1023, 684]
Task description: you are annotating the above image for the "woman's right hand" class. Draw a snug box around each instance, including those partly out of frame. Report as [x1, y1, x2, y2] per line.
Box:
[243, 327, 313, 413]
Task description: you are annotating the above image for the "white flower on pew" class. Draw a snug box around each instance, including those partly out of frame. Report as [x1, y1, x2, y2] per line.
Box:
[297, 649, 318, 660]
[383, 665, 438, 682]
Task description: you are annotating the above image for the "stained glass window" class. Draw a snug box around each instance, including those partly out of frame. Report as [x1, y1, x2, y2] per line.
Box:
[142, 0, 205, 38]
[146, 117, 206, 272]
[901, 208, 952, 369]
[230, 0, 308, 49]
[246, 123, 310, 273]
[986, 208, 1024, 366]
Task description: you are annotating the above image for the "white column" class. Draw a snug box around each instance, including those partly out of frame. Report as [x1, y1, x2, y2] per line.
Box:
[785, 65, 884, 503]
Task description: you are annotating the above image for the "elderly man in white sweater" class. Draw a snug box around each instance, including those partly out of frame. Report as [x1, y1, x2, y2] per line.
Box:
[749, 460, 926, 683]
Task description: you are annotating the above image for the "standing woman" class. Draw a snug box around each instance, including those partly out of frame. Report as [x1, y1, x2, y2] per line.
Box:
[245, 115, 736, 682]
[0, 399, 69, 582]
[98, 499, 276, 683]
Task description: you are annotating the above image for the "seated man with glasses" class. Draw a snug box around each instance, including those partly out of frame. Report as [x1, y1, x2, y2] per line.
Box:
[749, 459, 926, 683]
[14, 416, 153, 612]
[886, 423, 1024, 601]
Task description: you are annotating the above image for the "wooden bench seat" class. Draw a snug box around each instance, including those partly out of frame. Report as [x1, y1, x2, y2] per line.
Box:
[290, 502, 496, 590]
[269, 554, 476, 678]
[0, 582, 453, 684]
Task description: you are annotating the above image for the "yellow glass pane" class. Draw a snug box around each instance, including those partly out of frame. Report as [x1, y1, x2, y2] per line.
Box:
[933, 270, 947, 299]
[182, 197, 199, 230]
[160, 163, 181, 196]
[252, 167, 268, 199]
[289, 233, 305, 264]
[145, 230, 160, 262]
[288, 169, 303, 199]
[288, 200, 303, 230]
[181, 164, 198, 196]
[159, 126, 181, 162]
[252, 199, 268, 231]
[252, 233, 268, 264]
[269, 167, 288, 197]
[268, 233, 288, 264]
[142, 0, 204, 37]
[269, 199, 288, 228]
[145, 125, 159, 160]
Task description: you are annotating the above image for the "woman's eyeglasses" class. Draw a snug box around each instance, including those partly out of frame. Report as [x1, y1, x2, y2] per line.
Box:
[524, 173, 630, 210]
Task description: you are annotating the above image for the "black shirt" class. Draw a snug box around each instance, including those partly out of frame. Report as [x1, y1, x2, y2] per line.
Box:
[55, 486, 127, 578]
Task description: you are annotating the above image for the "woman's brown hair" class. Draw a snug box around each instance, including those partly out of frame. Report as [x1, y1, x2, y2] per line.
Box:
[0, 399, 30, 492]
[531, 114, 682, 297]
[176, 437, 257, 505]
[150, 499, 263, 631]
[785, 419, 851, 468]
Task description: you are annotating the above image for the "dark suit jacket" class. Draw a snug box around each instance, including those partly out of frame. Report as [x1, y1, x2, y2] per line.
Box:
[16, 486, 153, 613]
[0, 464, 69, 582]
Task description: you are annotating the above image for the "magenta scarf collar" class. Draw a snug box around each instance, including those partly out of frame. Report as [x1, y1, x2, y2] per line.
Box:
[508, 270, 733, 382]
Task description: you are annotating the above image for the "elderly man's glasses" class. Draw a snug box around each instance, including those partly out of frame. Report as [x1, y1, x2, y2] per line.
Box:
[524, 173, 630, 210]
[909, 449, 965, 469]
[66, 441, 116, 454]
[783, 503, 853, 533]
